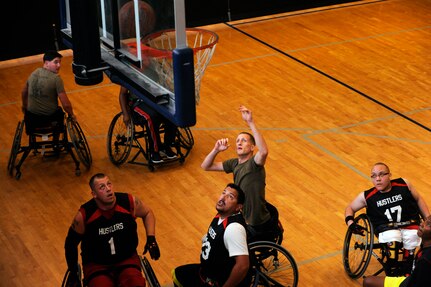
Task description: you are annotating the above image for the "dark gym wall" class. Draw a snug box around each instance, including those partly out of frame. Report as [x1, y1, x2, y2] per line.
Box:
[1, 0, 358, 61]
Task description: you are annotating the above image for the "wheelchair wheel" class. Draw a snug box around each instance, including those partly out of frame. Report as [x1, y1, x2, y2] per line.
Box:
[140, 256, 161, 287]
[61, 265, 83, 287]
[175, 127, 194, 159]
[67, 118, 92, 168]
[249, 241, 298, 287]
[7, 121, 24, 177]
[107, 112, 134, 166]
[342, 213, 374, 279]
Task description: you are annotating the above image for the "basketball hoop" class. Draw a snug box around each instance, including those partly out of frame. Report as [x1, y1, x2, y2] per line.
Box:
[142, 28, 219, 104]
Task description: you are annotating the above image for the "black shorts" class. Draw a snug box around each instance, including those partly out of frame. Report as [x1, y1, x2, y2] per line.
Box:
[24, 108, 65, 135]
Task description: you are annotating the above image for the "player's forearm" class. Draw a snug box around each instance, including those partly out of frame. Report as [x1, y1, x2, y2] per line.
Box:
[201, 149, 220, 170]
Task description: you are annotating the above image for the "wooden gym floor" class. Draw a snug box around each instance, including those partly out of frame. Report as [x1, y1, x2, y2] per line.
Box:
[1, 0, 430, 286]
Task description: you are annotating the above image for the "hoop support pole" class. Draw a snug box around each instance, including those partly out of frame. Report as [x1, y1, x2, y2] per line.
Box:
[174, 0, 187, 48]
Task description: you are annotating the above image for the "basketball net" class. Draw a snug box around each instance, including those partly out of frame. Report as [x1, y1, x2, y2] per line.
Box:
[142, 28, 218, 104]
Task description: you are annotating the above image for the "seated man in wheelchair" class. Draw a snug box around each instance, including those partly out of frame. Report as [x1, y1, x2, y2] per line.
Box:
[64, 173, 160, 287]
[21, 50, 76, 137]
[172, 183, 251, 287]
[119, 86, 177, 163]
[345, 162, 430, 276]
[363, 215, 431, 287]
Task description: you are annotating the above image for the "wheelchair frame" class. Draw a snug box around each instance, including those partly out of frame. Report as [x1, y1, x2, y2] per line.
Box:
[107, 112, 194, 171]
[342, 213, 410, 279]
[7, 117, 92, 180]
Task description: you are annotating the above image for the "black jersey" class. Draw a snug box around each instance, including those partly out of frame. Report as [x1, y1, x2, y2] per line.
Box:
[365, 178, 420, 233]
[200, 212, 247, 285]
[400, 246, 431, 287]
[80, 192, 138, 265]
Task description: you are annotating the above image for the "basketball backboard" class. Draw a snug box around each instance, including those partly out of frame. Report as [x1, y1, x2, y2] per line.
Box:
[59, 0, 199, 127]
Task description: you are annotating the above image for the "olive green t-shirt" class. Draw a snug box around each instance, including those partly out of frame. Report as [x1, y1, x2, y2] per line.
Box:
[27, 67, 64, 115]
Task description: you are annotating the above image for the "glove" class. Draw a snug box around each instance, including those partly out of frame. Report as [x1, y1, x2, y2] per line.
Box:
[144, 235, 160, 260]
[349, 223, 365, 236]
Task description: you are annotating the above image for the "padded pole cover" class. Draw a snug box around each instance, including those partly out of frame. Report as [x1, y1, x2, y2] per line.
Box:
[69, 0, 103, 85]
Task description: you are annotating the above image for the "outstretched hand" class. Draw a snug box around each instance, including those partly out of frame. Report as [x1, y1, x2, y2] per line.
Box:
[349, 223, 366, 236]
[144, 236, 160, 260]
[214, 138, 230, 152]
[239, 105, 253, 124]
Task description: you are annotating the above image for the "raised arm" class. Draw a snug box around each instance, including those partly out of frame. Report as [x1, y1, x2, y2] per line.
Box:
[201, 138, 229, 171]
[239, 105, 268, 166]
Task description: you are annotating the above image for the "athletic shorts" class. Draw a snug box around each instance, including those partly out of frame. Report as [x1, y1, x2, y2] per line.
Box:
[378, 229, 421, 250]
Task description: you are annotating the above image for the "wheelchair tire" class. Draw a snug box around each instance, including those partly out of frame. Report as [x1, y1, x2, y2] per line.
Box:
[140, 256, 161, 287]
[342, 213, 374, 279]
[67, 118, 92, 168]
[107, 112, 134, 166]
[249, 241, 298, 287]
[175, 127, 194, 158]
[7, 121, 24, 177]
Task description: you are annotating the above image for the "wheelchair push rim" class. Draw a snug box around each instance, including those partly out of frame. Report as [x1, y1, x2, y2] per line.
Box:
[107, 112, 134, 166]
[67, 117, 92, 168]
[342, 213, 374, 279]
[249, 241, 299, 287]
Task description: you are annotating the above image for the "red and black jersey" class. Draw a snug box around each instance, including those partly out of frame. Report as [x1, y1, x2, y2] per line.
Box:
[365, 178, 420, 233]
[80, 192, 138, 265]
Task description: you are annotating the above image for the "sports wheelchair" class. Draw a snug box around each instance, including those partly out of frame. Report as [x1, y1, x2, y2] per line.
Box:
[107, 111, 194, 171]
[7, 116, 91, 180]
[342, 213, 417, 279]
[247, 202, 298, 287]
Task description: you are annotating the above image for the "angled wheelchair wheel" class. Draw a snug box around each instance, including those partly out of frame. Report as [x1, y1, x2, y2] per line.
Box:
[140, 256, 161, 287]
[61, 265, 83, 287]
[67, 118, 92, 168]
[107, 112, 134, 166]
[7, 121, 24, 177]
[175, 127, 194, 159]
[342, 213, 374, 279]
[249, 241, 298, 287]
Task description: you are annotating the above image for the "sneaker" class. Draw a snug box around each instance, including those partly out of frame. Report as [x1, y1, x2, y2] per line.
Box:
[150, 152, 163, 163]
[161, 147, 177, 159]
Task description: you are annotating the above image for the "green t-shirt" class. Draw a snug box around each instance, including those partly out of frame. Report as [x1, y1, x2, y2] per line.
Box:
[223, 156, 271, 226]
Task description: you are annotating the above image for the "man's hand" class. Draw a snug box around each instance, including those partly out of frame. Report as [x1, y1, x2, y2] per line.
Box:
[144, 236, 160, 260]
[348, 223, 365, 235]
[239, 105, 253, 124]
[214, 138, 230, 152]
